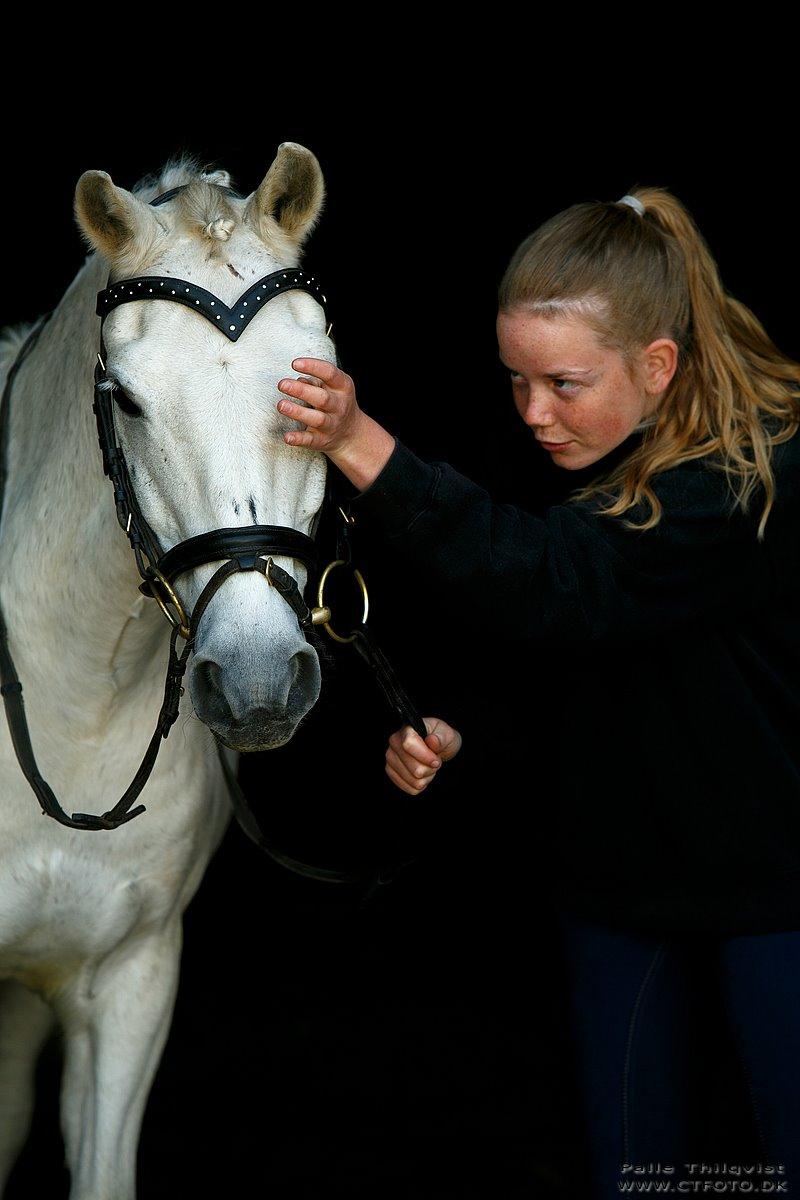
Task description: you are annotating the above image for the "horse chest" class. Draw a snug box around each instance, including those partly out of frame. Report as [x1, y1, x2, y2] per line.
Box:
[0, 839, 187, 982]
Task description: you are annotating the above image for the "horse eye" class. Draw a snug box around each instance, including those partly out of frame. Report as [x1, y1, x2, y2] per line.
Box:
[112, 384, 143, 418]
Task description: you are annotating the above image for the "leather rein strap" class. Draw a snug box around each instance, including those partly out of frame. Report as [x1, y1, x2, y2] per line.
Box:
[0, 183, 427, 901]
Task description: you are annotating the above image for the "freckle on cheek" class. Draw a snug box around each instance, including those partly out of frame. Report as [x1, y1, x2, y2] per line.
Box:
[591, 415, 625, 440]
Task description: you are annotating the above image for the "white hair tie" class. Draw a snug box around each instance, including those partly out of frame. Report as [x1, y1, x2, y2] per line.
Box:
[618, 193, 645, 216]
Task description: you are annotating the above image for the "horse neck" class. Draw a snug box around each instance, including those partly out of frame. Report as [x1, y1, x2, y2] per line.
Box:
[0, 255, 165, 733]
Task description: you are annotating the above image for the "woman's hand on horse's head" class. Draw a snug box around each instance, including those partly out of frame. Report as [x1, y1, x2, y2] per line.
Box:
[276, 358, 363, 454]
[385, 718, 462, 796]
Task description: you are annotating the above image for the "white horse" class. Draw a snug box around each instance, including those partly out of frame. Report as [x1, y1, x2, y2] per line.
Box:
[0, 143, 334, 1198]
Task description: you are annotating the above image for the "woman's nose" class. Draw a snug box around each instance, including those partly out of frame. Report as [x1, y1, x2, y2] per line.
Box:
[520, 387, 554, 428]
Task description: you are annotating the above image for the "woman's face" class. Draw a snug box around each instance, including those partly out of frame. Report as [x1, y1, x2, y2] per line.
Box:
[496, 308, 677, 470]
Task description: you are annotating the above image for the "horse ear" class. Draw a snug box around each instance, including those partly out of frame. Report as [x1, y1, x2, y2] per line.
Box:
[244, 143, 325, 247]
[74, 171, 162, 265]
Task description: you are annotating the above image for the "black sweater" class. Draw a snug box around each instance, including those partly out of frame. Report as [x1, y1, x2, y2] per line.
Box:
[346, 424, 800, 937]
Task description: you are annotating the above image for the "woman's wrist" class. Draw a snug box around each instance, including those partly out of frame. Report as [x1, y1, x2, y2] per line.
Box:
[328, 411, 397, 493]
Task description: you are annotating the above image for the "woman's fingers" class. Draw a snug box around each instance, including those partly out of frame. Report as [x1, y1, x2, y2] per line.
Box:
[385, 745, 437, 790]
[277, 395, 329, 429]
[384, 720, 449, 796]
[291, 357, 348, 386]
[423, 720, 462, 762]
[385, 762, 426, 797]
[388, 724, 441, 768]
[277, 359, 349, 408]
[385, 757, 435, 795]
[277, 361, 357, 452]
[384, 719, 461, 797]
[277, 376, 330, 409]
[384, 719, 463, 795]
[277, 376, 331, 431]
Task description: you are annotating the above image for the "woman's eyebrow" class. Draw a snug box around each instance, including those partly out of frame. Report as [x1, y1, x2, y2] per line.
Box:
[498, 357, 592, 377]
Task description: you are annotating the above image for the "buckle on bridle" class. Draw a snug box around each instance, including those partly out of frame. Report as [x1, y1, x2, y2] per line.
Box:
[143, 563, 191, 639]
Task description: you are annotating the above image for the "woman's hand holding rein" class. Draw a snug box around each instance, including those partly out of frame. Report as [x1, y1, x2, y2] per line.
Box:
[385, 719, 463, 796]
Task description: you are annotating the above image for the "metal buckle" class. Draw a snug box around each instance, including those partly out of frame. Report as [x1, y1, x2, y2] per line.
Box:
[315, 559, 369, 644]
[144, 564, 191, 640]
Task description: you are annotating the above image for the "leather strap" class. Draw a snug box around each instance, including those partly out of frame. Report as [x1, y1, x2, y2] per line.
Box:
[0, 313, 192, 829]
[213, 738, 419, 906]
[96, 268, 327, 343]
[154, 525, 317, 588]
[349, 625, 429, 738]
[185, 554, 315, 648]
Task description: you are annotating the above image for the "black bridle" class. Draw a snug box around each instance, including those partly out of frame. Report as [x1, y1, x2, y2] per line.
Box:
[92, 184, 332, 662]
[0, 183, 427, 900]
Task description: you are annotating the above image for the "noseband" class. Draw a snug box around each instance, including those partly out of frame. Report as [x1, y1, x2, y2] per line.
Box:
[0, 183, 426, 899]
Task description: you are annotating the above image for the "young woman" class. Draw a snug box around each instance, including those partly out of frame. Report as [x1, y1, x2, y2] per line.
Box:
[275, 188, 800, 1196]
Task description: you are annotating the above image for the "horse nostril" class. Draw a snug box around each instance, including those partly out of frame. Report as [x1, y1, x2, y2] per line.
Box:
[287, 646, 319, 709]
[190, 643, 320, 728]
[193, 657, 234, 723]
[197, 658, 221, 693]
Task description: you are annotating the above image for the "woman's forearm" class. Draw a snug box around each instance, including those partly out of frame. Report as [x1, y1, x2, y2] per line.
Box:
[326, 411, 397, 493]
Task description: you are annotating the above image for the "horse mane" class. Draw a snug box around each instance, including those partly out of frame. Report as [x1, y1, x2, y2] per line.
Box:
[0, 323, 37, 397]
[131, 153, 239, 244]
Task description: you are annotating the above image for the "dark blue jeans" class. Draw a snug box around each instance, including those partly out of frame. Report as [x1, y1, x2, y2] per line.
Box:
[555, 907, 800, 1198]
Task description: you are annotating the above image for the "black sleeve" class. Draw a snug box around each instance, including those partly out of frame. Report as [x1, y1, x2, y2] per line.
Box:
[346, 437, 786, 650]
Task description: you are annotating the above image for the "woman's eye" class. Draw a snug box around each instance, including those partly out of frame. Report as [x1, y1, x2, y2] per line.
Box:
[112, 385, 143, 418]
[553, 378, 577, 393]
[509, 371, 524, 383]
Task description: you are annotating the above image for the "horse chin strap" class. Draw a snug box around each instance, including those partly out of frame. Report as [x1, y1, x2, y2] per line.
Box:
[0, 184, 427, 902]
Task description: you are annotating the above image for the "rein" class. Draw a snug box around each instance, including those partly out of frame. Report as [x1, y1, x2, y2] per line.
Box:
[0, 185, 427, 904]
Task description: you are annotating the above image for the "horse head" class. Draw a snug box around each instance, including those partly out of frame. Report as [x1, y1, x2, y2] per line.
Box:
[74, 144, 333, 752]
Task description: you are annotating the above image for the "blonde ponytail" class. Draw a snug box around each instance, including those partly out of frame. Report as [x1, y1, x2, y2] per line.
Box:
[498, 185, 800, 539]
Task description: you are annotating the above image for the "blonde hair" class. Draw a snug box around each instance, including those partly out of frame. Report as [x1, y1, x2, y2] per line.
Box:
[498, 186, 800, 540]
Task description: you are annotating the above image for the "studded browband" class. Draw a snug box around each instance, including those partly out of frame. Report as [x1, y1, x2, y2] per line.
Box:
[97, 269, 327, 342]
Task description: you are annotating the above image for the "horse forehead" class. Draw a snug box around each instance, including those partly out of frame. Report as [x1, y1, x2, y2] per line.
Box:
[153, 225, 283, 298]
[106, 289, 323, 381]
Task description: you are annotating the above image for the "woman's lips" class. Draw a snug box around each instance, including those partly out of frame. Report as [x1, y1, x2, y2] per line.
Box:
[538, 439, 573, 450]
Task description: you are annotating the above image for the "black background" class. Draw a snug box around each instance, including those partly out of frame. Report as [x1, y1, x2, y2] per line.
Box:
[1, 70, 797, 1198]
